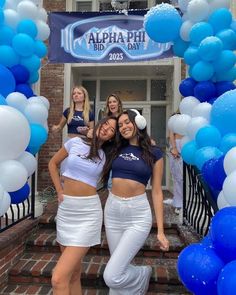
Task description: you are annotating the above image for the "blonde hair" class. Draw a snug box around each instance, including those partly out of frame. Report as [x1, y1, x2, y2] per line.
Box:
[104, 93, 123, 117]
[67, 86, 91, 124]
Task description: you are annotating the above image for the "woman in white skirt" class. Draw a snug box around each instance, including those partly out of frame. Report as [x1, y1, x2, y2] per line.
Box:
[102, 109, 170, 295]
[48, 116, 117, 295]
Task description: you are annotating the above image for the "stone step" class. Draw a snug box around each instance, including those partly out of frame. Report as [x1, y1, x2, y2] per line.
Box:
[26, 228, 185, 258]
[7, 252, 188, 293]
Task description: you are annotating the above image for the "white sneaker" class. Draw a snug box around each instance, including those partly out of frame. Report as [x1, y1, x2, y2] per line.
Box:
[163, 199, 173, 205]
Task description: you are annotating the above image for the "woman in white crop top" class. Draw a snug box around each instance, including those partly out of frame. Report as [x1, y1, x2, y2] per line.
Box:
[102, 110, 169, 295]
[48, 116, 117, 295]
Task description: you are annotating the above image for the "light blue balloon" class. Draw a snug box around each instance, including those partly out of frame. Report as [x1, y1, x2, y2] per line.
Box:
[196, 125, 221, 148]
[0, 45, 19, 67]
[231, 19, 236, 32]
[211, 89, 236, 135]
[220, 133, 236, 154]
[198, 36, 223, 62]
[214, 66, 236, 82]
[21, 54, 41, 73]
[144, 3, 182, 43]
[0, 0, 5, 8]
[191, 61, 214, 81]
[184, 46, 200, 66]
[0, 25, 15, 45]
[189, 22, 214, 46]
[17, 19, 38, 39]
[181, 140, 198, 165]
[34, 40, 47, 58]
[0, 8, 4, 25]
[28, 124, 48, 154]
[0, 94, 7, 105]
[173, 37, 189, 58]
[12, 33, 35, 57]
[194, 146, 223, 170]
[208, 8, 232, 34]
[216, 29, 236, 51]
[213, 50, 236, 73]
[28, 71, 39, 84]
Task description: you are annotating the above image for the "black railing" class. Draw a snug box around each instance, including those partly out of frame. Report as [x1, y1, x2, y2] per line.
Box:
[0, 173, 35, 233]
[183, 163, 218, 237]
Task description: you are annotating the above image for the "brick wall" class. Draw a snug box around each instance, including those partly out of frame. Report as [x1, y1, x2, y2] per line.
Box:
[37, 0, 66, 191]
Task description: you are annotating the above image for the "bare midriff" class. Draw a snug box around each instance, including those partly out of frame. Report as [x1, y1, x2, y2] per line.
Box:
[111, 178, 146, 198]
[63, 177, 97, 196]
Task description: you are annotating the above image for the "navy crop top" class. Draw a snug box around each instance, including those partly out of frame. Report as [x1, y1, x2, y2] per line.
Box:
[112, 145, 163, 186]
[63, 108, 94, 134]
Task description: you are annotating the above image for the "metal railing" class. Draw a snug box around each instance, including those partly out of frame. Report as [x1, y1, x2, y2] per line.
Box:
[183, 163, 219, 237]
[0, 174, 35, 233]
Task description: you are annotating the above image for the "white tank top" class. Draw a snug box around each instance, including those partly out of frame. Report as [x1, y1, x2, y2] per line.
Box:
[63, 137, 105, 188]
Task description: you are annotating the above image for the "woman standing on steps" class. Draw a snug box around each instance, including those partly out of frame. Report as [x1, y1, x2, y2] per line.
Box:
[102, 109, 170, 294]
[48, 116, 117, 295]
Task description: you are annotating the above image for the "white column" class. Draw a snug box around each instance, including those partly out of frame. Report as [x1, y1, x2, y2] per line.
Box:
[172, 57, 182, 112]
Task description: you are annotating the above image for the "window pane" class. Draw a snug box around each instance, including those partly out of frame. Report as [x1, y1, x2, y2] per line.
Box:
[151, 80, 166, 101]
[76, 1, 92, 11]
[100, 80, 147, 101]
[99, 0, 113, 11]
[82, 80, 96, 103]
[130, 0, 148, 9]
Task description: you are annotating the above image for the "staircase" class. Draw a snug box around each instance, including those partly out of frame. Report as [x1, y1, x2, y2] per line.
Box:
[1, 190, 197, 295]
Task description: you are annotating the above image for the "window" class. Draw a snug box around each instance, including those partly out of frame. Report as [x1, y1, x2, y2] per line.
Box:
[76, 1, 92, 11]
[151, 80, 166, 101]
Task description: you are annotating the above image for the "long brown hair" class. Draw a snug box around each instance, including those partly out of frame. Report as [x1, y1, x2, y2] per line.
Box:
[104, 93, 123, 117]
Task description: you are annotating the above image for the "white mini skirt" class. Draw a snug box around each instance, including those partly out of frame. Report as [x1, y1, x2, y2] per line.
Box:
[56, 194, 103, 247]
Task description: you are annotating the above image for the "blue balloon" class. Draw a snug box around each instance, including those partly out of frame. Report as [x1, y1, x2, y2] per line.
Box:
[34, 40, 47, 58]
[0, 45, 19, 67]
[194, 146, 223, 170]
[196, 125, 221, 148]
[211, 89, 236, 135]
[0, 64, 16, 97]
[189, 22, 214, 46]
[198, 36, 223, 62]
[211, 206, 236, 262]
[214, 66, 236, 82]
[9, 182, 30, 204]
[21, 54, 41, 73]
[220, 133, 236, 154]
[208, 8, 232, 34]
[10, 64, 30, 83]
[177, 243, 224, 295]
[200, 235, 214, 249]
[0, 25, 15, 45]
[217, 261, 236, 295]
[194, 81, 216, 102]
[0, 94, 7, 105]
[0, 7, 4, 25]
[213, 50, 236, 73]
[184, 46, 199, 66]
[201, 158, 218, 188]
[215, 81, 236, 97]
[28, 124, 48, 155]
[208, 97, 218, 105]
[216, 29, 236, 51]
[179, 77, 197, 97]
[28, 71, 39, 84]
[0, 0, 5, 8]
[17, 19, 38, 39]
[181, 140, 198, 165]
[12, 33, 35, 57]
[191, 61, 214, 82]
[15, 83, 33, 98]
[172, 37, 189, 58]
[212, 155, 226, 190]
[144, 3, 182, 43]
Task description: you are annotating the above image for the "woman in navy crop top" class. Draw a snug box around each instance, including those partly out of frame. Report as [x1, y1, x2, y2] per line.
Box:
[51, 85, 94, 138]
[48, 116, 117, 295]
[102, 109, 169, 294]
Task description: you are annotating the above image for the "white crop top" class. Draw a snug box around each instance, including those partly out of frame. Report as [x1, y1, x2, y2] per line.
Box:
[63, 137, 106, 188]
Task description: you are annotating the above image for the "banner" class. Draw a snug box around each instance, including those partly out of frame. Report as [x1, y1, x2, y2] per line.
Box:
[48, 11, 173, 63]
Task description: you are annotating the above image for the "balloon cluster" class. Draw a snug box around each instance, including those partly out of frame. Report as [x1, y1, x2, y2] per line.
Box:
[178, 206, 236, 295]
[0, 0, 50, 216]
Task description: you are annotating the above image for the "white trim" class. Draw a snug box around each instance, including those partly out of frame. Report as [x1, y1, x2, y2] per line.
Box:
[172, 57, 181, 113]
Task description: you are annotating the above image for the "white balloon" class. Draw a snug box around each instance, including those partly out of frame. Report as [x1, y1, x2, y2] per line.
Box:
[192, 102, 212, 121]
[0, 160, 28, 192]
[224, 147, 236, 175]
[223, 170, 236, 206]
[36, 20, 50, 41]
[5, 0, 21, 10]
[0, 184, 4, 199]
[179, 96, 200, 116]
[0, 191, 11, 217]
[17, 151, 37, 177]
[4, 9, 20, 29]
[6, 92, 28, 113]
[180, 135, 191, 149]
[187, 0, 210, 22]
[180, 20, 194, 41]
[178, 0, 191, 12]
[17, 0, 38, 20]
[186, 116, 208, 139]
[24, 102, 48, 125]
[217, 190, 230, 209]
[0, 106, 30, 161]
[172, 114, 191, 135]
[38, 96, 50, 110]
[167, 114, 179, 132]
[37, 7, 47, 22]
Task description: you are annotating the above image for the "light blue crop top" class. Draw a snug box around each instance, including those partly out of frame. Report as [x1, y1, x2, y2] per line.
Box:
[63, 137, 105, 188]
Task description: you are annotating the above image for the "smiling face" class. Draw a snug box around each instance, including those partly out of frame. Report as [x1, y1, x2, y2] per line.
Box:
[118, 113, 137, 140]
[97, 118, 117, 142]
[108, 96, 119, 116]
